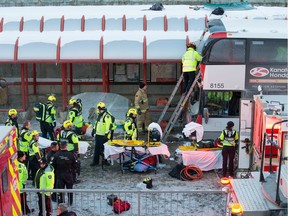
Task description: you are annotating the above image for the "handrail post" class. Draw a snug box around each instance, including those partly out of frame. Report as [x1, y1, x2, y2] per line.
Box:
[260, 133, 266, 182]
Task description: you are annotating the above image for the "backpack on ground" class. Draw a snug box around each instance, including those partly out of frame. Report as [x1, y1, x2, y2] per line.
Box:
[33, 102, 47, 121]
[113, 199, 130, 214]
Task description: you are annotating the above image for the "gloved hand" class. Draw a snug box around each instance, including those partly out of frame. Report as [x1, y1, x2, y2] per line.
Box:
[91, 129, 95, 137]
[105, 133, 111, 140]
[137, 108, 142, 115]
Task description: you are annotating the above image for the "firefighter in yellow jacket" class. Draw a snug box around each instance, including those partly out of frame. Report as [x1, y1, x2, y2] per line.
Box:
[90, 102, 116, 166]
[135, 82, 151, 133]
[124, 108, 138, 140]
[182, 42, 202, 94]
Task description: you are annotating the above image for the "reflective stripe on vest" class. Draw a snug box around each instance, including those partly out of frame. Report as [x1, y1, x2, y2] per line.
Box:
[223, 130, 237, 146]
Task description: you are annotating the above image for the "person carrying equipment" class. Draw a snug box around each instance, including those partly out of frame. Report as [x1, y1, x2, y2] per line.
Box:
[182, 42, 202, 94]
[218, 121, 239, 177]
[40, 95, 57, 140]
[5, 108, 19, 137]
[90, 102, 116, 166]
[124, 108, 138, 140]
[134, 82, 151, 133]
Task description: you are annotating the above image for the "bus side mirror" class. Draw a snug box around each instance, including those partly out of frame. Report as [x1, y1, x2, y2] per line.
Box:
[203, 108, 209, 124]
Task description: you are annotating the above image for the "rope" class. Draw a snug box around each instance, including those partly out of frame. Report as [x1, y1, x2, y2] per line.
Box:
[180, 165, 203, 181]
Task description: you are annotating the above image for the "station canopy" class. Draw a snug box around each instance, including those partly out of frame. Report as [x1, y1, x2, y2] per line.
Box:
[0, 5, 286, 63]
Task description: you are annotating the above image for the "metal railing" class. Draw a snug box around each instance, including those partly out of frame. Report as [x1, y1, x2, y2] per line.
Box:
[22, 188, 228, 216]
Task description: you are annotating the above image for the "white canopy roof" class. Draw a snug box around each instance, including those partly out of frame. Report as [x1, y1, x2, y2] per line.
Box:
[0, 5, 286, 62]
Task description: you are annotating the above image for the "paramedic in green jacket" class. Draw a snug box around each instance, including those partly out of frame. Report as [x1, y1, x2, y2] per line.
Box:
[40, 95, 57, 141]
[218, 121, 239, 177]
[90, 102, 116, 166]
[124, 108, 138, 140]
[35, 158, 54, 216]
[29, 130, 43, 186]
[182, 42, 202, 94]
[68, 98, 84, 135]
[57, 120, 79, 154]
[18, 151, 34, 215]
[19, 120, 33, 165]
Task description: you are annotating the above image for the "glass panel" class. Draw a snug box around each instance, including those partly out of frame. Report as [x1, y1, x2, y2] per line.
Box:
[249, 39, 287, 63]
[204, 91, 241, 116]
[150, 63, 177, 82]
[2, 167, 8, 193]
[209, 39, 245, 63]
[113, 63, 139, 82]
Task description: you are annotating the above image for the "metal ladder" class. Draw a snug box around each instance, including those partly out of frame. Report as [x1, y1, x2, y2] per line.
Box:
[161, 72, 201, 142]
[157, 73, 184, 125]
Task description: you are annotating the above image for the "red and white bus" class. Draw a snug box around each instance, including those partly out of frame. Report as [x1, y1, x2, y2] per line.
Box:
[189, 18, 287, 140]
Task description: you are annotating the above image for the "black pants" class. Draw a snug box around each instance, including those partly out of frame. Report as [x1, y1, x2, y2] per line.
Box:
[93, 135, 108, 165]
[29, 156, 40, 185]
[183, 72, 196, 94]
[40, 121, 55, 141]
[56, 173, 74, 205]
[222, 146, 235, 177]
[37, 193, 52, 216]
[21, 192, 32, 214]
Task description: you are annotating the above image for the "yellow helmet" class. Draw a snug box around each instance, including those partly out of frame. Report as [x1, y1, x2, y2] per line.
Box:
[97, 102, 106, 109]
[69, 99, 77, 105]
[8, 109, 17, 116]
[63, 120, 73, 129]
[48, 95, 56, 102]
[127, 108, 137, 116]
[31, 130, 39, 136]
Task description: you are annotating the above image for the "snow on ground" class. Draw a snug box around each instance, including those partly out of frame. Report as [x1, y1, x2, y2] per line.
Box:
[25, 118, 226, 215]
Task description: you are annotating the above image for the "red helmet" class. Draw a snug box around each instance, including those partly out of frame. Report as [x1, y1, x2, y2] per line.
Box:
[187, 42, 196, 49]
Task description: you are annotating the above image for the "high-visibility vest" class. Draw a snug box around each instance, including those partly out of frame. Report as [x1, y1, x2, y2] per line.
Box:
[219, 129, 238, 146]
[58, 130, 79, 152]
[18, 161, 28, 193]
[124, 117, 137, 140]
[182, 48, 202, 72]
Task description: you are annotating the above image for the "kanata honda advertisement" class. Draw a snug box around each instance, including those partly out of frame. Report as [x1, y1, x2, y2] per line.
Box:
[246, 65, 288, 91]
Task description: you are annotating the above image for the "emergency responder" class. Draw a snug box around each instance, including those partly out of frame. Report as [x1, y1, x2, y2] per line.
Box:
[182, 42, 202, 94]
[46, 141, 59, 202]
[134, 82, 151, 133]
[57, 120, 79, 154]
[18, 151, 34, 215]
[90, 102, 116, 166]
[124, 108, 138, 140]
[46, 142, 59, 164]
[29, 130, 43, 186]
[40, 95, 57, 140]
[52, 141, 77, 206]
[57, 120, 80, 183]
[35, 158, 54, 216]
[5, 108, 19, 137]
[19, 120, 33, 166]
[68, 98, 84, 135]
[218, 121, 239, 177]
